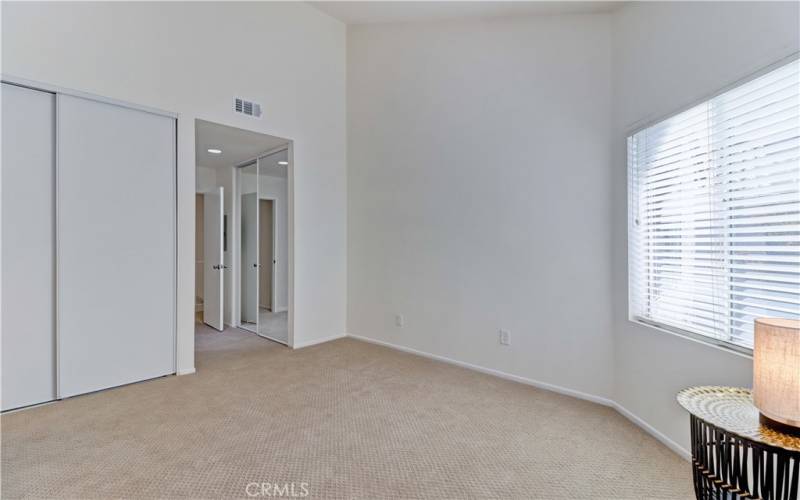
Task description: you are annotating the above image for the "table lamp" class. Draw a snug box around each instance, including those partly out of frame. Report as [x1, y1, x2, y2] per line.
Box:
[753, 318, 800, 436]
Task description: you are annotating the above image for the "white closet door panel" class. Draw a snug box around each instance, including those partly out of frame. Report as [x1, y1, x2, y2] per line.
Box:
[57, 94, 175, 398]
[1, 83, 56, 410]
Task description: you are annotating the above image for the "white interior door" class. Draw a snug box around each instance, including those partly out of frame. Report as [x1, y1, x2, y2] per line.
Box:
[241, 192, 259, 325]
[1, 83, 57, 410]
[203, 187, 224, 331]
[57, 94, 176, 398]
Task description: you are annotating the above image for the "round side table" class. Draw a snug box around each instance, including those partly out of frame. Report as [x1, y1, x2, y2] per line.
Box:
[677, 386, 800, 500]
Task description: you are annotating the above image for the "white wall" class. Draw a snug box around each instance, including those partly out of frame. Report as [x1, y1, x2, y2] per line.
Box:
[611, 1, 800, 453]
[348, 2, 800, 457]
[196, 166, 217, 194]
[2, 2, 347, 372]
[347, 15, 615, 399]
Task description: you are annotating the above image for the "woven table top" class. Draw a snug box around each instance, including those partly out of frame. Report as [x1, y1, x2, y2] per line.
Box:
[677, 386, 800, 452]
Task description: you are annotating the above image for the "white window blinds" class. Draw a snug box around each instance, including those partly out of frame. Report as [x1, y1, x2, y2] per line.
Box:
[628, 58, 800, 350]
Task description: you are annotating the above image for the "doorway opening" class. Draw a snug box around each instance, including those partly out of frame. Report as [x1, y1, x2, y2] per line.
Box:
[194, 119, 292, 350]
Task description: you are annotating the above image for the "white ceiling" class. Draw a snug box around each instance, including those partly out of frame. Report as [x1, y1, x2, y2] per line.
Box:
[195, 119, 288, 170]
[309, 1, 623, 25]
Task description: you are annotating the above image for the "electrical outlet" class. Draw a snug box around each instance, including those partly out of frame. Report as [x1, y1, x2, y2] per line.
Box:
[499, 329, 510, 346]
[395, 314, 405, 327]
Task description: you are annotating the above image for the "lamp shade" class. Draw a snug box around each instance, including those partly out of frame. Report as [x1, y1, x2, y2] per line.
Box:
[753, 318, 800, 433]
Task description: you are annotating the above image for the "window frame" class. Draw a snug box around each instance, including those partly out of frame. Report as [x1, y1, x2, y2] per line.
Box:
[625, 52, 800, 357]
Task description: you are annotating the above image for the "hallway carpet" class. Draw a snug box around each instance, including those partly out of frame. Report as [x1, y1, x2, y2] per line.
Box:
[1, 324, 693, 499]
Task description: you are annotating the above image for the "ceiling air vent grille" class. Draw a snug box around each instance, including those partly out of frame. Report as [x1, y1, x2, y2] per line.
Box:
[233, 97, 262, 119]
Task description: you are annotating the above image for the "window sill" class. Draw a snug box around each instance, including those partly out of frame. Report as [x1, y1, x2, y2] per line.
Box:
[629, 316, 753, 360]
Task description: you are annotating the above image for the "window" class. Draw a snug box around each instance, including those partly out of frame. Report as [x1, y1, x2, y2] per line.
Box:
[628, 58, 800, 351]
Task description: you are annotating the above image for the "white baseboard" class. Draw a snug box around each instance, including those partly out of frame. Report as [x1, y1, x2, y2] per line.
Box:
[347, 334, 613, 406]
[177, 367, 196, 376]
[273, 306, 288, 313]
[293, 333, 346, 349]
[611, 401, 690, 461]
[346, 333, 690, 461]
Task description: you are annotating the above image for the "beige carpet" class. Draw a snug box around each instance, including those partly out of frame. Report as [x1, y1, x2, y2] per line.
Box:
[1, 324, 693, 499]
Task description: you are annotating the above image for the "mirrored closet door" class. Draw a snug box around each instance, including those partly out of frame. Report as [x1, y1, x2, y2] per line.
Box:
[238, 149, 288, 345]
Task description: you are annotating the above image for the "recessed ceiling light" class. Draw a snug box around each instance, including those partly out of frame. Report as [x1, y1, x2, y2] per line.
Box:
[207, 148, 222, 154]
[278, 161, 288, 165]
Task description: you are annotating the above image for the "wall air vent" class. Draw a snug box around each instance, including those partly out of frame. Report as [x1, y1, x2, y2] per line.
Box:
[234, 97, 262, 119]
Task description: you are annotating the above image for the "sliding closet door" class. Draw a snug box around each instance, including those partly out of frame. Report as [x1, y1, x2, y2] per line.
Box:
[57, 95, 175, 397]
[1, 83, 56, 410]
